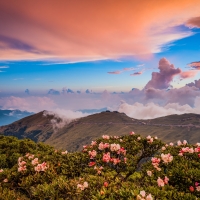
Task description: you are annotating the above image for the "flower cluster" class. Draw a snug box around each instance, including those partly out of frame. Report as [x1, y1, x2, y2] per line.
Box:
[190, 182, 200, 192]
[102, 135, 110, 140]
[177, 140, 188, 146]
[161, 153, 173, 164]
[98, 142, 110, 150]
[157, 176, 169, 187]
[94, 166, 103, 174]
[34, 162, 48, 172]
[137, 190, 153, 200]
[77, 181, 88, 191]
[18, 157, 27, 172]
[151, 157, 161, 171]
[146, 135, 157, 143]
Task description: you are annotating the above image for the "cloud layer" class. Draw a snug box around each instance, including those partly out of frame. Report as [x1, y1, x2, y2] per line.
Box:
[0, 0, 200, 61]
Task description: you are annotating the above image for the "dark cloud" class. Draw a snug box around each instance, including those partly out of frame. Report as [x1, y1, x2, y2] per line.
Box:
[144, 58, 181, 89]
[25, 89, 30, 95]
[186, 79, 200, 89]
[48, 89, 60, 95]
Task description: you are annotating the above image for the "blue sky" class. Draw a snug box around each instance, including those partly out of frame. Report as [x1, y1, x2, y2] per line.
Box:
[0, 0, 200, 119]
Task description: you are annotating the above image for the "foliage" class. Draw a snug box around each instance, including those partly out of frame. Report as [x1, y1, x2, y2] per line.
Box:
[0, 133, 200, 199]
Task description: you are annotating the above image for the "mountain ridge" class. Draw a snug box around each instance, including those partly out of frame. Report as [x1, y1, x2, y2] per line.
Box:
[0, 110, 200, 151]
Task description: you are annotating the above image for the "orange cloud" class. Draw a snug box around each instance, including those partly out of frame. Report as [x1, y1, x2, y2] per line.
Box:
[0, 0, 200, 61]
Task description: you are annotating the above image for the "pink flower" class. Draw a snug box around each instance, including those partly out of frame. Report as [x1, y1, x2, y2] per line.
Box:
[91, 141, 97, 146]
[161, 153, 173, 163]
[146, 135, 151, 140]
[137, 137, 141, 140]
[31, 158, 39, 165]
[3, 178, 8, 183]
[104, 182, 109, 187]
[88, 162, 96, 167]
[98, 142, 104, 150]
[146, 194, 153, 200]
[196, 186, 200, 191]
[196, 143, 200, 146]
[0, 169, 3, 173]
[110, 158, 121, 165]
[61, 150, 68, 154]
[18, 157, 23, 163]
[189, 186, 194, 192]
[124, 157, 127, 163]
[162, 146, 166, 150]
[28, 154, 34, 159]
[89, 150, 97, 158]
[77, 182, 88, 190]
[147, 170, 152, 176]
[140, 190, 146, 197]
[169, 142, 174, 146]
[110, 143, 120, 152]
[148, 138, 154, 143]
[18, 165, 27, 172]
[155, 136, 158, 139]
[130, 131, 135, 135]
[34, 162, 48, 172]
[83, 181, 88, 188]
[183, 140, 188, 145]
[102, 135, 110, 140]
[98, 142, 110, 150]
[102, 152, 110, 163]
[177, 140, 182, 146]
[164, 176, 169, 184]
[157, 177, 165, 187]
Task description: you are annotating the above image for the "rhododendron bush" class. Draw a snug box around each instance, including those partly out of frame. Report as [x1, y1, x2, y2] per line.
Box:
[0, 133, 200, 199]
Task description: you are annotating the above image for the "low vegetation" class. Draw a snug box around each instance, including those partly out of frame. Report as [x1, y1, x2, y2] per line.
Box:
[0, 132, 200, 199]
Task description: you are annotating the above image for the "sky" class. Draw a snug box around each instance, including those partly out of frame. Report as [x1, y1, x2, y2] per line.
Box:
[1, 0, 200, 119]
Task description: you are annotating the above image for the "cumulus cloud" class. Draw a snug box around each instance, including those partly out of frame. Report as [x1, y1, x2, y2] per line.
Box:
[0, 1, 200, 61]
[118, 97, 200, 119]
[145, 58, 182, 89]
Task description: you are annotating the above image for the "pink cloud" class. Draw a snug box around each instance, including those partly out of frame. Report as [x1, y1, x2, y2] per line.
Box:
[188, 61, 200, 70]
[107, 71, 122, 74]
[145, 58, 181, 89]
[130, 71, 143, 76]
[0, 1, 200, 61]
[180, 70, 198, 79]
